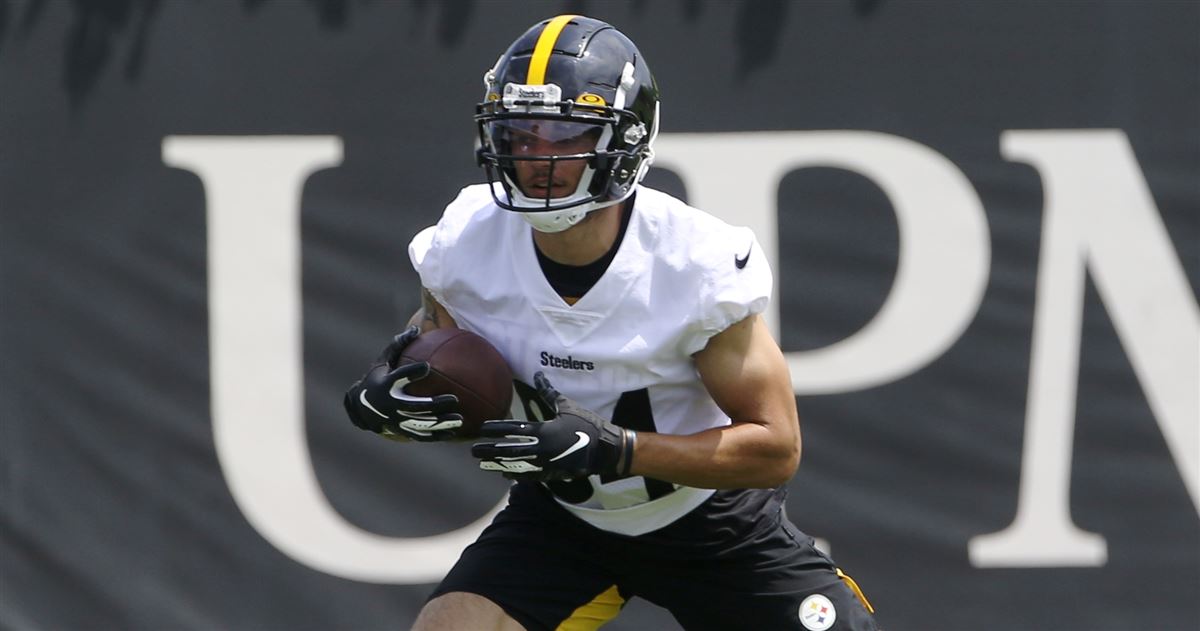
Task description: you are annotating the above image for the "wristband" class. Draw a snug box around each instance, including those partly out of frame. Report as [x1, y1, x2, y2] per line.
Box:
[616, 429, 637, 477]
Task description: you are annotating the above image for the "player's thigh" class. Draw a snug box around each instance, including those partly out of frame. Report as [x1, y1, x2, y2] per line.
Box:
[412, 591, 525, 631]
[633, 520, 879, 631]
[428, 496, 625, 631]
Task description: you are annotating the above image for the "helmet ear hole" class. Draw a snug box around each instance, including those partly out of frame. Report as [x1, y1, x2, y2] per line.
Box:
[589, 153, 613, 173]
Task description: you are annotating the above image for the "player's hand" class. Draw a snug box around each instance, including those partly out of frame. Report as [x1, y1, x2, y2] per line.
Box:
[471, 372, 635, 480]
[342, 325, 463, 442]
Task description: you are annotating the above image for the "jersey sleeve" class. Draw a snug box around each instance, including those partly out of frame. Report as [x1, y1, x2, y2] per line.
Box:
[407, 224, 441, 295]
[679, 226, 773, 355]
[407, 184, 494, 302]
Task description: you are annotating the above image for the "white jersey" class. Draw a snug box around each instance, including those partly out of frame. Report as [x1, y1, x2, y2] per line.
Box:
[408, 184, 772, 535]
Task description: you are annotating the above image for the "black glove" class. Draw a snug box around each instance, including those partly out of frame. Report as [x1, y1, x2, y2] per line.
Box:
[471, 372, 635, 480]
[343, 326, 463, 441]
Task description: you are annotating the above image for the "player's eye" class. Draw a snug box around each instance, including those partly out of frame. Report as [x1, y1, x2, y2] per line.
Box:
[555, 129, 603, 150]
[504, 131, 539, 151]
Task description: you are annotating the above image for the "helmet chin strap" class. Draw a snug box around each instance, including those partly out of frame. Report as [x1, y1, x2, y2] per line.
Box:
[516, 192, 631, 233]
[520, 207, 589, 233]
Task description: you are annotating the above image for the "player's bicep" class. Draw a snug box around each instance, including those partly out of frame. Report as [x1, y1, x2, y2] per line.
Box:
[693, 314, 799, 439]
[408, 286, 459, 333]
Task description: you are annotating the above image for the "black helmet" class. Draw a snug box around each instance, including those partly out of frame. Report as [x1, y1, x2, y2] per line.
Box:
[475, 15, 660, 232]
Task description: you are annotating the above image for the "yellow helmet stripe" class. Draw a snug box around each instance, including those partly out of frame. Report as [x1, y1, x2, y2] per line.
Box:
[526, 14, 578, 85]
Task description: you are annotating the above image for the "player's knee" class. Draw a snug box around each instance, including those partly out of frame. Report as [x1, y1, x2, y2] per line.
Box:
[411, 591, 525, 631]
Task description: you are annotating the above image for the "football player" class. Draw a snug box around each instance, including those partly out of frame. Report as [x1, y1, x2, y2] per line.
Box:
[344, 14, 880, 631]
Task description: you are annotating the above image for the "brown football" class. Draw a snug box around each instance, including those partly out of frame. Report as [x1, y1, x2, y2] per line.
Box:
[398, 328, 514, 438]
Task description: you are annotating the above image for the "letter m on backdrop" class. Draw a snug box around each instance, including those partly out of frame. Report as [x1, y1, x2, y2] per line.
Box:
[969, 130, 1199, 567]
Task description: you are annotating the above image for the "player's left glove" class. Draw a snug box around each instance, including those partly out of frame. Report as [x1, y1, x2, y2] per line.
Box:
[471, 372, 636, 481]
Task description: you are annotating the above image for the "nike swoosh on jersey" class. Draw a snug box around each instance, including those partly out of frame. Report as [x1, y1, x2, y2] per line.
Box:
[735, 243, 753, 269]
[549, 431, 591, 462]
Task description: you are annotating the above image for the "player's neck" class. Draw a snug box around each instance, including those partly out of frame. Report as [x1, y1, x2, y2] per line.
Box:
[532, 202, 625, 266]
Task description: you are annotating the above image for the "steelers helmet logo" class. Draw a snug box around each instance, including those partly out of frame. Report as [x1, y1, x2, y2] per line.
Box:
[576, 92, 607, 106]
[799, 594, 837, 631]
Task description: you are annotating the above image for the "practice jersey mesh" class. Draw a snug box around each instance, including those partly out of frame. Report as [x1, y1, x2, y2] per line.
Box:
[409, 184, 772, 535]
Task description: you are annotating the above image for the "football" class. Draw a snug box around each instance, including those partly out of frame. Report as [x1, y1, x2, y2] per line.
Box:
[398, 328, 514, 438]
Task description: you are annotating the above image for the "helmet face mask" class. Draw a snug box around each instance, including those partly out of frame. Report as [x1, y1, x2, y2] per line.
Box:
[486, 119, 608, 204]
[474, 15, 659, 231]
[477, 101, 640, 212]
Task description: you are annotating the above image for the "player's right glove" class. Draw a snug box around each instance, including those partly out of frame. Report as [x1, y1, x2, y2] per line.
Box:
[342, 326, 463, 442]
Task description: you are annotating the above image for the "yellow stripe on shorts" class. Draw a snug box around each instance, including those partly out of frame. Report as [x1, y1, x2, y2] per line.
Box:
[837, 567, 876, 614]
[555, 584, 624, 631]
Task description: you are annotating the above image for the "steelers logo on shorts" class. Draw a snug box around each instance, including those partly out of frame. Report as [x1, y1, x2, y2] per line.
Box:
[799, 593, 837, 631]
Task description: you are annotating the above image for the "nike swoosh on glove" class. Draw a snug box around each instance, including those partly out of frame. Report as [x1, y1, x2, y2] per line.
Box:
[471, 372, 635, 480]
[343, 326, 463, 441]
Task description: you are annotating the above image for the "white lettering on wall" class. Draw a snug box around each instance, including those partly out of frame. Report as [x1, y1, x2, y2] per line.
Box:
[658, 130, 1197, 568]
[164, 131, 1197, 580]
[163, 136, 504, 583]
[654, 131, 991, 394]
[968, 130, 1199, 567]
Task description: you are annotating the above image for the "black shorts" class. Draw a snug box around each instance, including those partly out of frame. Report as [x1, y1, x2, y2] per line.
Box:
[431, 482, 878, 631]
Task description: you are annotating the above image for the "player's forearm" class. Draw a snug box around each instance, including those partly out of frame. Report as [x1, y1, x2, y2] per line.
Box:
[629, 421, 801, 489]
[410, 287, 459, 332]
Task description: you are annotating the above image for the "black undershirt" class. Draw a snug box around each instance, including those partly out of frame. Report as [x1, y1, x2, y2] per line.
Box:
[534, 197, 634, 301]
